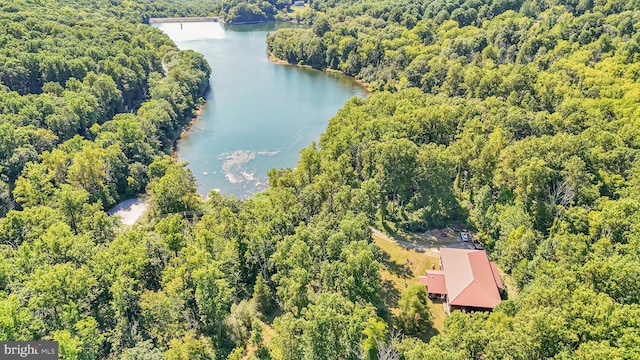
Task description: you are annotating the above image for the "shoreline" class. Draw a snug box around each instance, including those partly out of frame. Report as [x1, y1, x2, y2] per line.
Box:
[266, 49, 371, 92]
[172, 102, 206, 159]
[227, 20, 271, 25]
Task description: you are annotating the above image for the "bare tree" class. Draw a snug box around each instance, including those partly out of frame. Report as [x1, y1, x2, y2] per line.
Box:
[376, 338, 401, 360]
[348, 329, 403, 360]
[548, 180, 575, 215]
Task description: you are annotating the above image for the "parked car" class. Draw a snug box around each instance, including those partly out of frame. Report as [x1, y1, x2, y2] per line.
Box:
[461, 232, 470, 242]
[473, 241, 484, 250]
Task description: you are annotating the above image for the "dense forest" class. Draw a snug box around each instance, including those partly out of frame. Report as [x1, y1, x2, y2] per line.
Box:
[214, 0, 318, 24]
[2, 0, 640, 359]
[264, 0, 640, 357]
[0, 0, 214, 214]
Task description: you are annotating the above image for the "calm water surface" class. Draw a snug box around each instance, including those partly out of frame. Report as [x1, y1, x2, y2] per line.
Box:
[153, 22, 367, 198]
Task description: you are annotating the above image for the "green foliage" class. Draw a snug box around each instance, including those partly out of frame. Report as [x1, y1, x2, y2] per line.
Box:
[226, 3, 275, 24]
[227, 347, 244, 360]
[320, 240, 383, 304]
[396, 284, 432, 336]
[271, 293, 378, 360]
[148, 162, 199, 215]
[217, 0, 291, 24]
[164, 331, 217, 360]
[252, 274, 274, 315]
[264, 2, 640, 357]
[155, 214, 189, 255]
[0, 0, 211, 210]
[361, 317, 388, 360]
[3, 0, 640, 358]
[250, 319, 264, 347]
[121, 341, 164, 360]
[224, 300, 259, 347]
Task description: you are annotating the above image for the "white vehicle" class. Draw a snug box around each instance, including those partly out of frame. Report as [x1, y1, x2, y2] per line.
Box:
[461, 232, 470, 242]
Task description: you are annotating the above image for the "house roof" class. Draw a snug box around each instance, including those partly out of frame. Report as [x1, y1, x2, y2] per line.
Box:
[423, 271, 447, 295]
[490, 262, 505, 290]
[440, 248, 502, 309]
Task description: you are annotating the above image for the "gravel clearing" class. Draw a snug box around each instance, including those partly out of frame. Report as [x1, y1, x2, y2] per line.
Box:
[108, 198, 148, 225]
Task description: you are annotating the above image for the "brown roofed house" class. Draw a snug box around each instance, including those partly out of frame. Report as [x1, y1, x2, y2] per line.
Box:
[423, 248, 504, 313]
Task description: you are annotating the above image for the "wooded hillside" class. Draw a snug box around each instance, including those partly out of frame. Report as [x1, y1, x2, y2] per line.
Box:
[1, 0, 640, 359]
[265, 0, 640, 357]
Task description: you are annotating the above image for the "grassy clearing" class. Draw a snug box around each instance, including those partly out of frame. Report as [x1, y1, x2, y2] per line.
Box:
[372, 233, 446, 336]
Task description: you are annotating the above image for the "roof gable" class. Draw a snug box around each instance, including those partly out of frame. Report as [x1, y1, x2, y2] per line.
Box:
[423, 271, 447, 295]
[440, 248, 502, 309]
[449, 281, 499, 308]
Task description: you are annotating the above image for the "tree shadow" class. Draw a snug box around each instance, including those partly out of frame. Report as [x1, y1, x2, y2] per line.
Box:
[382, 279, 401, 307]
[385, 302, 442, 343]
[378, 250, 413, 279]
[378, 279, 400, 325]
[381, 220, 405, 241]
[422, 299, 444, 342]
[261, 304, 284, 326]
[380, 219, 421, 245]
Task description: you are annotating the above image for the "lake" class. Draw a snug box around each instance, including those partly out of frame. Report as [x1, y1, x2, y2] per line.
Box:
[153, 22, 367, 198]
